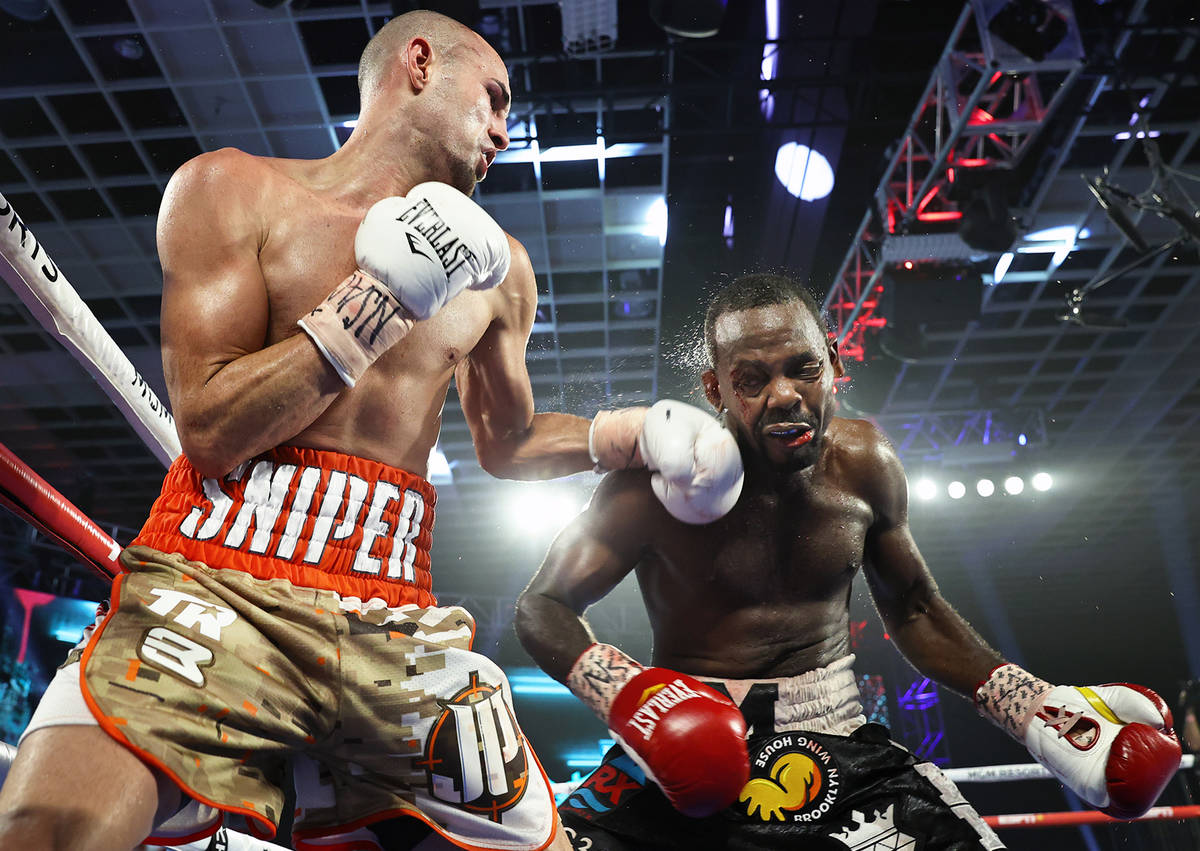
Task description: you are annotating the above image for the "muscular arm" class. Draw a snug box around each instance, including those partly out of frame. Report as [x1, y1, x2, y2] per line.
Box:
[514, 471, 655, 681]
[159, 151, 344, 477]
[455, 238, 592, 480]
[858, 426, 1004, 698]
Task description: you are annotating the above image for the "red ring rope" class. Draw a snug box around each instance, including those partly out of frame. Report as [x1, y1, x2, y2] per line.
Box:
[985, 804, 1200, 828]
[0, 440, 120, 579]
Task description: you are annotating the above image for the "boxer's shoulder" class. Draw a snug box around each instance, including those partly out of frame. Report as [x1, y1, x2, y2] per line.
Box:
[168, 147, 274, 192]
[822, 418, 905, 507]
[161, 148, 280, 230]
[589, 469, 668, 530]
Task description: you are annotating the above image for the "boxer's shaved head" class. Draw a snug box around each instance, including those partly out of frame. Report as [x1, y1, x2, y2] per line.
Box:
[358, 10, 489, 106]
[704, 273, 825, 368]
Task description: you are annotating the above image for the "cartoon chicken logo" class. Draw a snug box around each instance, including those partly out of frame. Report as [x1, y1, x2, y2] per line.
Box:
[739, 752, 823, 821]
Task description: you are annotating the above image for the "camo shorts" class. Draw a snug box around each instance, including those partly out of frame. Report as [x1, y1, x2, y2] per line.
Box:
[70, 545, 556, 850]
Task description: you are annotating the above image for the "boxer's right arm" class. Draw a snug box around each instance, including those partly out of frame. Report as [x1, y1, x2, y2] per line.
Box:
[515, 475, 749, 817]
[515, 470, 652, 681]
[159, 151, 346, 477]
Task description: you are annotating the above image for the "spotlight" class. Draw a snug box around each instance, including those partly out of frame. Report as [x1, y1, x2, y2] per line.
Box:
[649, 0, 728, 38]
[774, 143, 834, 201]
[914, 479, 938, 501]
[947, 481, 966, 500]
[1004, 476, 1025, 495]
[976, 478, 995, 497]
[509, 487, 584, 536]
[1031, 472, 1053, 491]
[957, 179, 1017, 253]
[641, 196, 668, 246]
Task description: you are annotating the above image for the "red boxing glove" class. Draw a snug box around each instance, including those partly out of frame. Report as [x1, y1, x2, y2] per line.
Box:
[607, 667, 750, 818]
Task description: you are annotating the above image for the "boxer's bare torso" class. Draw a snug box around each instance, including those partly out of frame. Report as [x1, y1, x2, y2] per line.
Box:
[157, 148, 533, 479]
[594, 417, 885, 679]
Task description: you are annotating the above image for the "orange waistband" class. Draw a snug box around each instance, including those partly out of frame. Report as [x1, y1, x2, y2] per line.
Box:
[132, 446, 438, 607]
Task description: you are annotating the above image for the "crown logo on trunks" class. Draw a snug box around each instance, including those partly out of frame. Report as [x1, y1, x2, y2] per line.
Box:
[828, 804, 917, 849]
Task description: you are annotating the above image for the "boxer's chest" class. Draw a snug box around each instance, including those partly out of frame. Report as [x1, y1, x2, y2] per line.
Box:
[256, 200, 493, 372]
[690, 484, 874, 601]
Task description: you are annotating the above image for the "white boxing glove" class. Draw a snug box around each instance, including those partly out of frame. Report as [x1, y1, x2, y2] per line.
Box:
[976, 664, 1181, 819]
[589, 400, 744, 524]
[298, 182, 511, 386]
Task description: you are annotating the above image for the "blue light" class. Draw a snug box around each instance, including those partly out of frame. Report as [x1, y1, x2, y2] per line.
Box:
[507, 668, 574, 698]
[562, 738, 616, 769]
[46, 598, 101, 644]
[1018, 432, 1027, 446]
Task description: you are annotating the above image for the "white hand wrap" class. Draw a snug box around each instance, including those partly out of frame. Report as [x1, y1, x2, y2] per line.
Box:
[298, 183, 510, 387]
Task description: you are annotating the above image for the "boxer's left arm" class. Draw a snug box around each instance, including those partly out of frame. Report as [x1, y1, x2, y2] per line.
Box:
[857, 423, 1004, 698]
[860, 424, 1180, 816]
[455, 236, 595, 481]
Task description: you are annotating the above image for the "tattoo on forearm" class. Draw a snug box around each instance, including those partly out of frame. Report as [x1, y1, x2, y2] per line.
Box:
[975, 663, 1052, 739]
[567, 643, 644, 720]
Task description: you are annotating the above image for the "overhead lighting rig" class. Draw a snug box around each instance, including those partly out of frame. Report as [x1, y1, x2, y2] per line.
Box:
[1061, 128, 1200, 328]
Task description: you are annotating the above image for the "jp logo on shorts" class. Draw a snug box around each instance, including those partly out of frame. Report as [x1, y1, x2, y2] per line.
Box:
[422, 671, 530, 822]
[739, 733, 841, 823]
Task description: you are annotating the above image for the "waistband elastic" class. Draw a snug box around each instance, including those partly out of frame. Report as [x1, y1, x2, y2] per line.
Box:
[703, 654, 866, 737]
[132, 446, 438, 607]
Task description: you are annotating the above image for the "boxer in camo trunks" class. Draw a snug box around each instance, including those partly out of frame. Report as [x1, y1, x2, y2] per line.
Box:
[515, 273, 1180, 850]
[0, 11, 741, 851]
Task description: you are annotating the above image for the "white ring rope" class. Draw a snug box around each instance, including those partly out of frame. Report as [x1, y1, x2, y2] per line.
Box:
[0, 190, 181, 467]
[944, 754, 1194, 784]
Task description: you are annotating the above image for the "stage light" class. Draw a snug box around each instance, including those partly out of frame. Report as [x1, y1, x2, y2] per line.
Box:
[642, 196, 668, 246]
[509, 487, 585, 536]
[948, 481, 966, 500]
[1031, 472, 1053, 491]
[1017, 432, 1027, 446]
[427, 444, 452, 484]
[992, 251, 1014, 284]
[976, 478, 995, 497]
[507, 669, 574, 697]
[1004, 476, 1025, 495]
[957, 181, 1017, 253]
[774, 143, 834, 201]
[650, 0, 728, 38]
[914, 478, 938, 501]
[760, 0, 779, 118]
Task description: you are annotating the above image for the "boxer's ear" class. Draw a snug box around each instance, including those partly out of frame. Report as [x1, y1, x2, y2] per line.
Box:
[827, 335, 844, 379]
[702, 369, 723, 412]
[405, 37, 434, 92]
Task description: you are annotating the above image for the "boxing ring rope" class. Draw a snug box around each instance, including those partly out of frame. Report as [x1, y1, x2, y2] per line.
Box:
[0, 199, 294, 851]
[0, 190, 181, 467]
[986, 804, 1200, 829]
[944, 754, 1196, 785]
[0, 441, 121, 579]
[2, 188, 1199, 843]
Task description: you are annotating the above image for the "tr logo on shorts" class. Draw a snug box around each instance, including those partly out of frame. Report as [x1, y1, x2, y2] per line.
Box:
[136, 585, 238, 686]
[421, 672, 530, 822]
[740, 733, 841, 823]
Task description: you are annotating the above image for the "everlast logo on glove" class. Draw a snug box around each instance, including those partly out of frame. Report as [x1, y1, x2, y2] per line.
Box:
[625, 679, 708, 740]
[397, 198, 478, 280]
